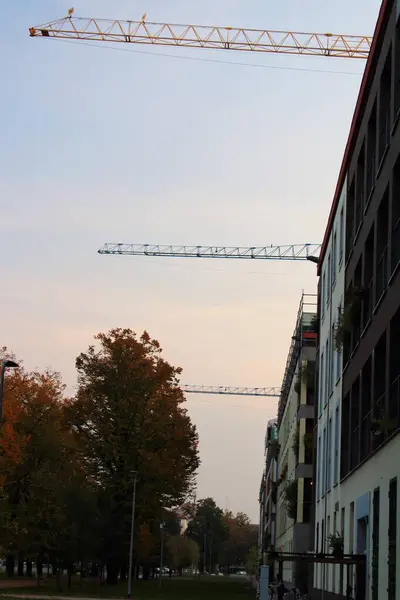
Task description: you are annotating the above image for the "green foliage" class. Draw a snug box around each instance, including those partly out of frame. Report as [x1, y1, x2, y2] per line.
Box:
[327, 531, 344, 557]
[186, 498, 229, 571]
[166, 536, 199, 570]
[245, 546, 259, 575]
[283, 480, 298, 521]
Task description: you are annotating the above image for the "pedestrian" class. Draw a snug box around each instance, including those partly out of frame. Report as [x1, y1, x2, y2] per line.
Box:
[276, 575, 287, 600]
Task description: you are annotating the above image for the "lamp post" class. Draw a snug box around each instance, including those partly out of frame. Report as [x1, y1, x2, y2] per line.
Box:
[159, 515, 165, 589]
[127, 471, 137, 599]
[0, 359, 19, 423]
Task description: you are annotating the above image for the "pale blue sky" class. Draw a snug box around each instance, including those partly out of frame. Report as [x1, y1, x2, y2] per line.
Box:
[1, 0, 380, 521]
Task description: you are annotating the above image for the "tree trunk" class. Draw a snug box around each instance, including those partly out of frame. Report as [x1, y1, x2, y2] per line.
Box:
[6, 555, 15, 578]
[17, 558, 24, 577]
[36, 560, 43, 578]
[90, 564, 99, 577]
[142, 565, 150, 580]
[56, 568, 62, 592]
[106, 561, 119, 585]
[67, 565, 72, 589]
[26, 560, 33, 578]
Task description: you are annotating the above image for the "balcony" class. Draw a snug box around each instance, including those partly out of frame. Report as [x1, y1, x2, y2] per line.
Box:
[362, 278, 373, 330]
[389, 376, 400, 429]
[366, 154, 376, 203]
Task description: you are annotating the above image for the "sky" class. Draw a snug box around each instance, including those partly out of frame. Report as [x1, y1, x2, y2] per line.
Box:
[1, 0, 381, 522]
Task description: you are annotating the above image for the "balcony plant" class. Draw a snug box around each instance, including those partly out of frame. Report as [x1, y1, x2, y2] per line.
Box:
[291, 427, 300, 460]
[268, 438, 281, 460]
[327, 531, 344, 558]
[283, 479, 298, 520]
[335, 285, 367, 351]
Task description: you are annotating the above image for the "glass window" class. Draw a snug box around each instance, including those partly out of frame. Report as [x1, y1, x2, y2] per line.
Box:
[339, 208, 344, 263]
[332, 231, 337, 284]
[336, 305, 341, 380]
[334, 406, 339, 485]
[328, 417, 332, 491]
[331, 324, 335, 391]
[319, 352, 324, 415]
[321, 273, 326, 318]
[325, 340, 329, 404]
[327, 255, 331, 304]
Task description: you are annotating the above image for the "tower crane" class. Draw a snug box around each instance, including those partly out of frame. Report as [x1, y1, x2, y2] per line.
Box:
[29, 14, 372, 60]
[182, 385, 280, 397]
[98, 243, 321, 262]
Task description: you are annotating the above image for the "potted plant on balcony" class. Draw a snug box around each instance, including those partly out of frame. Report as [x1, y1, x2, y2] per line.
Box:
[283, 480, 298, 520]
[327, 531, 344, 558]
[268, 439, 281, 460]
[335, 285, 367, 351]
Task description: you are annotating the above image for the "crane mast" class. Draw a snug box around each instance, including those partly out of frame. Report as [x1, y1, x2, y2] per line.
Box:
[182, 385, 280, 397]
[29, 15, 372, 60]
[98, 243, 321, 261]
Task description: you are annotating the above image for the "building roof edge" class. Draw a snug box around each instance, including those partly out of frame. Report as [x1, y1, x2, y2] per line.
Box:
[317, 0, 390, 275]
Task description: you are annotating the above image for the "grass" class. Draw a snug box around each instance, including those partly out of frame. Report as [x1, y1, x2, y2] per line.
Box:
[0, 576, 255, 600]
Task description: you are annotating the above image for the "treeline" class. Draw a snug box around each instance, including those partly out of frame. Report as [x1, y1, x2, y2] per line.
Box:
[0, 329, 199, 586]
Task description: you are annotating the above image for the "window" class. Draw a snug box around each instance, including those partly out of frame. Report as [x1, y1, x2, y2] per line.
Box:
[372, 488, 380, 600]
[322, 428, 326, 494]
[389, 478, 397, 600]
[316, 521, 319, 552]
[321, 272, 326, 318]
[332, 231, 337, 284]
[327, 254, 331, 304]
[330, 324, 335, 392]
[339, 208, 344, 264]
[325, 339, 329, 404]
[327, 417, 332, 491]
[317, 436, 321, 500]
[340, 508, 345, 594]
[334, 406, 339, 485]
[319, 352, 324, 415]
[336, 305, 341, 381]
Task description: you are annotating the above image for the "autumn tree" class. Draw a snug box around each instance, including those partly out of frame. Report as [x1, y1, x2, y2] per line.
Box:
[0, 353, 97, 584]
[67, 329, 200, 584]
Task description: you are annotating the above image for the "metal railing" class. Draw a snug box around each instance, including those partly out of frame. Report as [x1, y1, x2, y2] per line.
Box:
[391, 218, 400, 275]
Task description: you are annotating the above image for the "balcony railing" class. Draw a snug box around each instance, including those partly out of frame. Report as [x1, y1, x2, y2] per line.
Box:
[376, 246, 388, 303]
[351, 425, 360, 470]
[360, 410, 371, 462]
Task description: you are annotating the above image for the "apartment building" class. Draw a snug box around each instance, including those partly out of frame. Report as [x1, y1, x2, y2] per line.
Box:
[313, 181, 346, 598]
[313, 1, 400, 598]
[258, 419, 278, 571]
[275, 294, 317, 591]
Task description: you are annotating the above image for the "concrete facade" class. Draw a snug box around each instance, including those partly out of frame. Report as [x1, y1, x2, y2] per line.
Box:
[274, 295, 317, 591]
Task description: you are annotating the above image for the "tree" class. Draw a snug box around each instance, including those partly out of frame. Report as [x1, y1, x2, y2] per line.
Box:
[245, 546, 259, 575]
[166, 536, 199, 574]
[219, 511, 258, 569]
[186, 498, 229, 572]
[67, 329, 200, 583]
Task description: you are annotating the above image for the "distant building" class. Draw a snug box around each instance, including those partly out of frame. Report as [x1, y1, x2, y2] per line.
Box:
[258, 418, 278, 574]
[274, 293, 317, 591]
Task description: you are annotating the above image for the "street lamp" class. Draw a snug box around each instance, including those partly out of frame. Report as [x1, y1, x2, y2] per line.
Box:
[0, 359, 19, 423]
[159, 515, 165, 589]
[127, 471, 138, 599]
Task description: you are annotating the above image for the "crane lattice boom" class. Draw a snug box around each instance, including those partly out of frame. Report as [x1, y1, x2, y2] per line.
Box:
[98, 243, 321, 261]
[29, 16, 372, 59]
[182, 385, 280, 397]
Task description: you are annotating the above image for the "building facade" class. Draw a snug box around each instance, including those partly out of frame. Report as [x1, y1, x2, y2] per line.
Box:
[275, 294, 317, 591]
[313, 1, 400, 598]
[259, 419, 278, 571]
[313, 181, 346, 597]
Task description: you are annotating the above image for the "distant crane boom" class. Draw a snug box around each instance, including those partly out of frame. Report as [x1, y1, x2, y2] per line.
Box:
[29, 15, 372, 60]
[98, 243, 321, 261]
[182, 385, 280, 397]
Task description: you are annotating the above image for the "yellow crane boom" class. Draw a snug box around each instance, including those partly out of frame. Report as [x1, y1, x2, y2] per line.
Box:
[29, 15, 372, 59]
